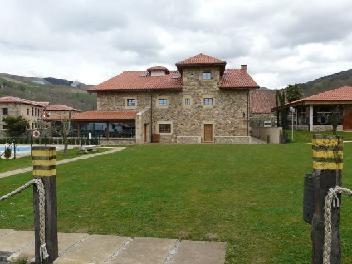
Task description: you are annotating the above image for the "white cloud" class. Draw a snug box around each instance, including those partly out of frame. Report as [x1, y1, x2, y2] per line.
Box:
[0, 0, 352, 87]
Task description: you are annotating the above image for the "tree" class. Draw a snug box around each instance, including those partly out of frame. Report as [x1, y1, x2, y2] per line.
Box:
[286, 84, 303, 102]
[3, 116, 29, 138]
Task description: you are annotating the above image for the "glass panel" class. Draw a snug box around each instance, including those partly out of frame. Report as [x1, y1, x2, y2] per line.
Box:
[159, 124, 171, 133]
[202, 72, 212, 80]
[127, 99, 136, 106]
[159, 99, 168, 106]
[203, 98, 213, 105]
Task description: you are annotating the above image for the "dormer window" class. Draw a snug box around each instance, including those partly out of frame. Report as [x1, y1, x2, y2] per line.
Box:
[202, 71, 212, 80]
[147, 66, 169, 76]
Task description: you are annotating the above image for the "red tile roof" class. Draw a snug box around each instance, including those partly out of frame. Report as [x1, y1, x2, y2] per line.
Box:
[89, 71, 182, 92]
[71, 111, 137, 121]
[176, 53, 226, 66]
[220, 69, 259, 89]
[250, 89, 276, 114]
[290, 86, 352, 105]
[45, 104, 80, 112]
[0, 96, 48, 107]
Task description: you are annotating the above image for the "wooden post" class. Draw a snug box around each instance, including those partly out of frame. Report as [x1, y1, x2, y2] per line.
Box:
[32, 146, 58, 263]
[311, 134, 343, 264]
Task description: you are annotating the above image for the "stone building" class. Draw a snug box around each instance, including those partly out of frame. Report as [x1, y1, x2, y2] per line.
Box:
[0, 96, 48, 134]
[73, 53, 259, 144]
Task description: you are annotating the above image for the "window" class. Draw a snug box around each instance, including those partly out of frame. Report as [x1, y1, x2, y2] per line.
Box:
[202, 71, 212, 80]
[2, 108, 8, 115]
[203, 98, 214, 106]
[184, 98, 191, 106]
[126, 99, 136, 107]
[27, 109, 30, 115]
[158, 98, 168, 106]
[32, 107, 34, 116]
[159, 123, 171, 134]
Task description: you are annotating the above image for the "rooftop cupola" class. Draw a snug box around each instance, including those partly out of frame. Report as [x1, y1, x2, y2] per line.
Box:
[147, 66, 170, 76]
[175, 53, 227, 76]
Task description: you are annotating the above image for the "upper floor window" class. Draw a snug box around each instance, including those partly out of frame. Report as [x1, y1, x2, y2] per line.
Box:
[126, 98, 136, 107]
[158, 98, 168, 106]
[27, 109, 30, 115]
[2, 108, 8, 115]
[125, 98, 137, 108]
[203, 98, 214, 106]
[202, 71, 212, 80]
[32, 107, 34, 116]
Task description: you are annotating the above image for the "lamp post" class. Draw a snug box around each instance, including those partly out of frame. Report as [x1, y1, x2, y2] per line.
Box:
[290, 107, 295, 142]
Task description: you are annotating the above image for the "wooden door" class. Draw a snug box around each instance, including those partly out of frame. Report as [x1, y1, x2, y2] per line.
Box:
[144, 124, 148, 143]
[204, 124, 213, 142]
[343, 107, 352, 130]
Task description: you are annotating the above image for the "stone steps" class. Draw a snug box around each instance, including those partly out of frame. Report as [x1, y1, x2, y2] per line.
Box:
[0, 230, 226, 263]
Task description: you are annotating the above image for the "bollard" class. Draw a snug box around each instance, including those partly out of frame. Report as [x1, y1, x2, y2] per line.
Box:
[32, 146, 58, 263]
[309, 135, 343, 264]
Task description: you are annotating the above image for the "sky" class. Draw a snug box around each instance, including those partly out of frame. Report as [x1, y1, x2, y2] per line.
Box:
[1, 0, 352, 89]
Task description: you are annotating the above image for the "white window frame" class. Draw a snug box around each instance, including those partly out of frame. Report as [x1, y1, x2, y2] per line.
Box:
[157, 121, 173, 135]
[202, 96, 214, 108]
[156, 96, 169, 108]
[183, 96, 192, 108]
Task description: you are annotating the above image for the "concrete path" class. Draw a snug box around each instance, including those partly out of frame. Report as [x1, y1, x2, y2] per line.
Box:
[0, 230, 226, 264]
[0, 147, 125, 179]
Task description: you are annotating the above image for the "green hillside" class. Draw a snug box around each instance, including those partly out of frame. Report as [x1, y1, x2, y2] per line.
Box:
[0, 73, 96, 111]
[296, 68, 352, 96]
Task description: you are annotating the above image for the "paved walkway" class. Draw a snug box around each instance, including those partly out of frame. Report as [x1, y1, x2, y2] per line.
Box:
[0, 147, 125, 179]
[0, 229, 226, 264]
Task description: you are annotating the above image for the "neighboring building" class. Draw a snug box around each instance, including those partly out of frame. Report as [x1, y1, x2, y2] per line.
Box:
[73, 53, 259, 144]
[44, 104, 80, 121]
[285, 86, 352, 131]
[250, 89, 277, 128]
[0, 96, 48, 132]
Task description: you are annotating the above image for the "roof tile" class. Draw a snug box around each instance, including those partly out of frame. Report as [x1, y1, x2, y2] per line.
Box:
[250, 90, 276, 114]
[220, 69, 259, 89]
[176, 53, 226, 66]
[291, 86, 352, 104]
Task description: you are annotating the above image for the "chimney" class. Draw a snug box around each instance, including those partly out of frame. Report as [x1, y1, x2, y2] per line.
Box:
[241, 65, 247, 72]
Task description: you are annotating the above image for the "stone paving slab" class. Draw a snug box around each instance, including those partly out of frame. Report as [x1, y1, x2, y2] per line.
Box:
[170, 240, 226, 264]
[54, 234, 129, 264]
[0, 230, 33, 254]
[111, 237, 177, 264]
[0, 230, 226, 263]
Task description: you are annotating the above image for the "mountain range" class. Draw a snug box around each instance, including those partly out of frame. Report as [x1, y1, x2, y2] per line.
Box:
[0, 73, 96, 111]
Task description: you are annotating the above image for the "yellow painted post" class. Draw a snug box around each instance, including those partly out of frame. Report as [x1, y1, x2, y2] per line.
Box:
[32, 146, 58, 263]
[310, 135, 343, 264]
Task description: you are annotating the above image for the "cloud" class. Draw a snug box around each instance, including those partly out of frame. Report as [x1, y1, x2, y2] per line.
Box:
[0, 0, 352, 88]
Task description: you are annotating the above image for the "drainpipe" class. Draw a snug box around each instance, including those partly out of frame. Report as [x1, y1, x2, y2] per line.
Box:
[247, 90, 249, 136]
[150, 92, 153, 143]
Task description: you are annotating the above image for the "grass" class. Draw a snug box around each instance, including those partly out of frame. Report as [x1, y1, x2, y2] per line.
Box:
[1, 144, 352, 263]
[0, 148, 107, 173]
[286, 130, 352, 143]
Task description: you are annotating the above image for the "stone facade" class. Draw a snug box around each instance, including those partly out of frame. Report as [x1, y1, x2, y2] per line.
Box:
[0, 103, 44, 130]
[97, 66, 250, 144]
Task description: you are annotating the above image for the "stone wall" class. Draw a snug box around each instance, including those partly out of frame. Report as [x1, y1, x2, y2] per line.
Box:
[214, 136, 250, 144]
[96, 66, 250, 144]
[100, 138, 136, 145]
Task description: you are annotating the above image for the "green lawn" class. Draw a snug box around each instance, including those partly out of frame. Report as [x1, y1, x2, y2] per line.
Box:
[0, 148, 107, 173]
[1, 144, 352, 263]
[286, 130, 352, 143]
